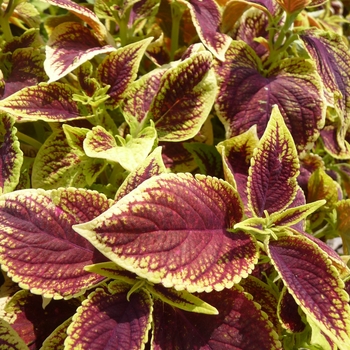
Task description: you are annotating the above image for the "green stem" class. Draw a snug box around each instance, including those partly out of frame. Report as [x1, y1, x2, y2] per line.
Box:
[118, 7, 132, 46]
[170, 1, 184, 61]
[17, 131, 43, 150]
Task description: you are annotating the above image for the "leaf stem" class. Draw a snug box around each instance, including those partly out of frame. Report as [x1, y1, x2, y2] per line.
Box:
[17, 131, 43, 150]
[170, 1, 184, 61]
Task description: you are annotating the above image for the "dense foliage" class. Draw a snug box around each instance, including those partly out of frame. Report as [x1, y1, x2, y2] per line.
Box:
[1, 0, 350, 348]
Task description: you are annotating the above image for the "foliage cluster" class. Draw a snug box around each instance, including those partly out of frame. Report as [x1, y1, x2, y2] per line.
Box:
[1, 0, 350, 348]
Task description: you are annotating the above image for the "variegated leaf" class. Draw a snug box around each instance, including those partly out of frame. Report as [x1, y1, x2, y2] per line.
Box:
[3, 28, 42, 53]
[214, 40, 325, 150]
[65, 282, 152, 350]
[97, 38, 153, 109]
[0, 318, 28, 350]
[0, 82, 92, 122]
[45, 22, 116, 83]
[335, 200, 350, 255]
[178, 0, 232, 61]
[74, 173, 258, 293]
[41, 318, 71, 350]
[115, 146, 166, 201]
[148, 51, 217, 142]
[247, 106, 299, 217]
[0, 188, 111, 298]
[267, 234, 350, 349]
[0, 114, 23, 194]
[151, 286, 281, 349]
[6, 290, 78, 348]
[44, 0, 114, 45]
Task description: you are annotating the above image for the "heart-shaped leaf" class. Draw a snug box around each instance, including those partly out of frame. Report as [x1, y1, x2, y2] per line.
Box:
[267, 234, 350, 349]
[214, 40, 325, 150]
[44, 22, 116, 83]
[247, 105, 300, 217]
[151, 286, 281, 349]
[0, 82, 92, 122]
[0, 188, 111, 298]
[65, 282, 152, 350]
[0, 114, 23, 194]
[74, 173, 258, 293]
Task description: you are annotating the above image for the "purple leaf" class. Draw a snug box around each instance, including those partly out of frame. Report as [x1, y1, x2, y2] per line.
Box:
[0, 188, 111, 298]
[65, 282, 152, 349]
[44, 22, 116, 83]
[74, 173, 258, 293]
[152, 287, 281, 349]
[267, 234, 350, 348]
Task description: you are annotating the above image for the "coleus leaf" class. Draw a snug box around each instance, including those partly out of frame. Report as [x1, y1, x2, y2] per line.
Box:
[267, 234, 350, 349]
[177, 0, 232, 61]
[2, 47, 47, 99]
[6, 290, 79, 348]
[65, 281, 152, 350]
[3, 28, 43, 53]
[275, 0, 312, 13]
[114, 146, 166, 201]
[214, 40, 325, 150]
[73, 173, 258, 293]
[0, 82, 92, 122]
[148, 51, 217, 142]
[41, 317, 71, 350]
[278, 286, 305, 332]
[83, 124, 157, 172]
[0, 187, 111, 299]
[335, 199, 350, 255]
[44, 0, 114, 45]
[0, 318, 28, 350]
[299, 29, 350, 157]
[0, 114, 23, 194]
[44, 22, 116, 83]
[247, 105, 299, 217]
[151, 286, 281, 349]
[97, 38, 153, 109]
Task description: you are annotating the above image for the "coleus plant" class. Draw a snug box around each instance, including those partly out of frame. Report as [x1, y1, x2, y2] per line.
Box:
[0, 0, 350, 348]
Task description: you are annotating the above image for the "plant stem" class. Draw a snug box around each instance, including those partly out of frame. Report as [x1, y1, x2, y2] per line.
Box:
[170, 1, 184, 61]
[17, 131, 43, 150]
[118, 6, 132, 46]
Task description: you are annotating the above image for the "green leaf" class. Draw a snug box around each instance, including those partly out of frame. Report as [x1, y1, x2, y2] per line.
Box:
[146, 283, 218, 315]
[41, 318, 71, 350]
[74, 173, 258, 293]
[267, 234, 350, 349]
[65, 281, 152, 350]
[0, 318, 29, 350]
[83, 124, 157, 172]
[0, 188, 110, 299]
[97, 38, 153, 109]
[247, 105, 300, 217]
[0, 82, 92, 122]
[335, 199, 350, 255]
[0, 114, 23, 194]
[151, 286, 281, 349]
[148, 51, 217, 142]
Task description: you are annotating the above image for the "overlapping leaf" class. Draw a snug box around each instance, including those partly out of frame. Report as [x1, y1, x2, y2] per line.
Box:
[44, 0, 114, 44]
[215, 40, 325, 150]
[299, 29, 350, 158]
[0, 114, 23, 194]
[247, 106, 299, 217]
[44, 22, 116, 83]
[151, 286, 281, 349]
[177, 0, 232, 61]
[114, 146, 166, 201]
[65, 282, 152, 350]
[6, 290, 79, 348]
[0, 318, 28, 350]
[74, 173, 258, 293]
[147, 51, 217, 141]
[0, 82, 92, 122]
[97, 38, 152, 109]
[267, 234, 350, 349]
[0, 188, 110, 298]
[41, 318, 71, 350]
